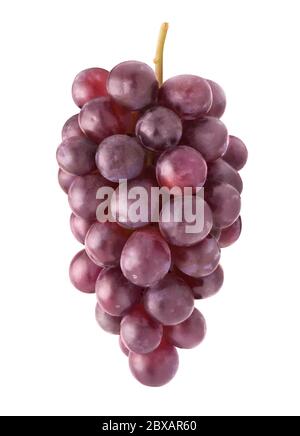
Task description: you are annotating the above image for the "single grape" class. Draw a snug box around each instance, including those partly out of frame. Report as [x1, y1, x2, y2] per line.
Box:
[95, 267, 142, 316]
[219, 216, 242, 248]
[223, 135, 248, 171]
[182, 116, 228, 162]
[159, 74, 212, 119]
[68, 174, 113, 221]
[107, 61, 159, 110]
[56, 136, 97, 176]
[144, 273, 194, 325]
[96, 134, 145, 182]
[205, 183, 241, 229]
[120, 228, 171, 287]
[61, 114, 86, 140]
[135, 106, 182, 152]
[72, 67, 109, 108]
[159, 196, 213, 247]
[85, 221, 129, 267]
[206, 79, 226, 118]
[178, 264, 224, 299]
[165, 308, 206, 348]
[206, 158, 243, 193]
[79, 97, 128, 144]
[70, 213, 94, 244]
[120, 306, 163, 354]
[129, 341, 179, 387]
[110, 177, 159, 229]
[95, 303, 121, 335]
[119, 336, 129, 356]
[173, 235, 220, 278]
[57, 168, 76, 194]
[69, 249, 102, 293]
[156, 146, 207, 190]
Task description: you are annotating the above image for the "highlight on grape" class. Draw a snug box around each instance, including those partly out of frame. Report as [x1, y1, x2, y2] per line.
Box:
[57, 23, 247, 387]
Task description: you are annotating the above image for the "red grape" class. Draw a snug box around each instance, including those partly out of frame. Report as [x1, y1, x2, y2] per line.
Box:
[119, 336, 129, 356]
[205, 183, 241, 229]
[85, 221, 129, 267]
[56, 136, 97, 176]
[69, 249, 102, 293]
[107, 61, 158, 110]
[61, 114, 86, 140]
[206, 79, 226, 118]
[58, 169, 76, 194]
[121, 306, 163, 354]
[207, 159, 243, 193]
[144, 273, 194, 325]
[129, 341, 179, 387]
[95, 267, 142, 316]
[159, 74, 212, 119]
[72, 67, 109, 108]
[70, 213, 94, 244]
[156, 146, 207, 190]
[96, 134, 145, 182]
[165, 308, 206, 348]
[135, 106, 182, 152]
[173, 235, 220, 278]
[223, 135, 248, 171]
[219, 216, 242, 248]
[182, 116, 228, 162]
[120, 228, 171, 287]
[179, 264, 224, 299]
[95, 303, 121, 335]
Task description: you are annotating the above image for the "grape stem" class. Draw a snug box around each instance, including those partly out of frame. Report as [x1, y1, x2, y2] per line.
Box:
[154, 23, 169, 86]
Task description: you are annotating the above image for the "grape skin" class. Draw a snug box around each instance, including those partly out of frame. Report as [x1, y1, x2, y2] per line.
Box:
[95, 303, 121, 335]
[219, 216, 242, 248]
[69, 249, 102, 293]
[206, 79, 226, 118]
[58, 169, 76, 194]
[72, 67, 109, 108]
[96, 134, 145, 182]
[223, 135, 248, 171]
[178, 264, 224, 299]
[144, 273, 194, 326]
[205, 183, 241, 229]
[129, 341, 179, 387]
[120, 228, 171, 287]
[61, 114, 86, 140]
[207, 158, 243, 193]
[70, 213, 94, 244]
[165, 308, 206, 349]
[56, 136, 97, 176]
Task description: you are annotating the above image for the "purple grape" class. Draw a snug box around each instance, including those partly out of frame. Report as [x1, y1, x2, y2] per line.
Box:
[207, 159, 243, 193]
[159, 196, 213, 247]
[144, 273, 194, 325]
[205, 183, 241, 229]
[173, 235, 220, 278]
[110, 177, 159, 229]
[56, 136, 97, 176]
[79, 97, 128, 144]
[156, 146, 207, 190]
[159, 74, 212, 120]
[120, 228, 171, 287]
[95, 267, 142, 316]
[182, 116, 228, 162]
[223, 135, 248, 171]
[61, 114, 86, 140]
[206, 79, 226, 118]
[95, 303, 121, 334]
[129, 341, 179, 387]
[179, 264, 224, 299]
[96, 134, 145, 182]
[70, 213, 94, 244]
[69, 249, 102, 293]
[68, 174, 113, 221]
[120, 306, 163, 354]
[107, 61, 159, 110]
[85, 221, 129, 266]
[219, 216, 242, 248]
[165, 308, 206, 349]
[72, 67, 109, 108]
[58, 169, 76, 194]
[210, 227, 221, 240]
[135, 106, 182, 152]
[119, 336, 129, 356]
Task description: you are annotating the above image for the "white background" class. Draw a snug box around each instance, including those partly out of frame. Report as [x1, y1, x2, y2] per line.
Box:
[0, 0, 299, 416]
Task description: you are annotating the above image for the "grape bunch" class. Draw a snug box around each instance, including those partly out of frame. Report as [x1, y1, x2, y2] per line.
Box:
[57, 27, 247, 387]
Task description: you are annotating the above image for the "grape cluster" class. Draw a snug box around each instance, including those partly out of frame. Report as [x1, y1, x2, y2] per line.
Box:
[57, 62, 247, 387]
